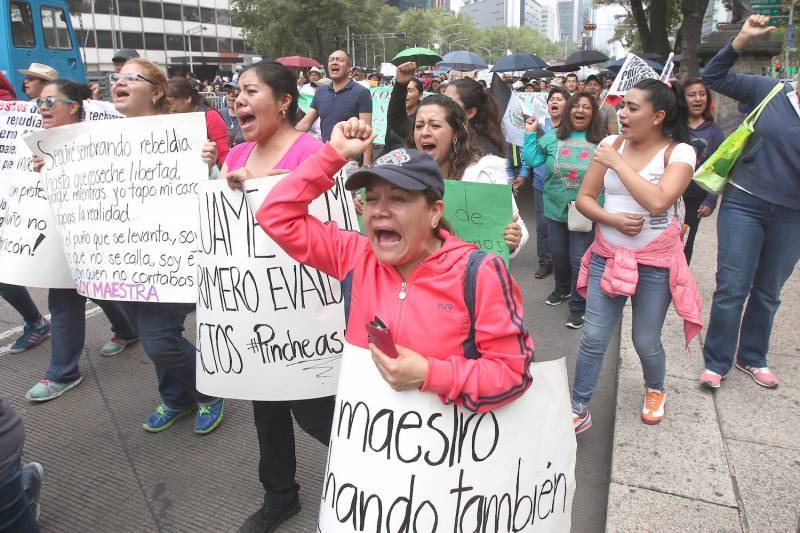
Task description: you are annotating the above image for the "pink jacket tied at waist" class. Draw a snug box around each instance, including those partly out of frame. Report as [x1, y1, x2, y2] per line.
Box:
[576, 223, 703, 348]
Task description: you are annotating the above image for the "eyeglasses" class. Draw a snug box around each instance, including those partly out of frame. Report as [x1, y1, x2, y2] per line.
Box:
[33, 97, 76, 108]
[109, 72, 156, 85]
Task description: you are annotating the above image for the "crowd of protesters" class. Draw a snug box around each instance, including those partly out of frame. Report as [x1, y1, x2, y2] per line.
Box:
[1, 13, 799, 532]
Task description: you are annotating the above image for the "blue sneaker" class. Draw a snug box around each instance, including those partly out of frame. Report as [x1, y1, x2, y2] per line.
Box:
[142, 404, 195, 433]
[9, 319, 50, 353]
[194, 399, 224, 435]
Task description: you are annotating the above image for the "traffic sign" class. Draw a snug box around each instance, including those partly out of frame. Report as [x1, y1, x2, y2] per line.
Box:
[755, 6, 785, 15]
[752, 0, 785, 5]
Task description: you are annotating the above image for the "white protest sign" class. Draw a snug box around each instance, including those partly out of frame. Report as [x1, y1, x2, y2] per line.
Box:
[195, 172, 358, 400]
[83, 100, 124, 121]
[0, 101, 72, 288]
[503, 92, 549, 147]
[659, 52, 675, 83]
[318, 345, 577, 533]
[607, 54, 659, 96]
[23, 112, 207, 302]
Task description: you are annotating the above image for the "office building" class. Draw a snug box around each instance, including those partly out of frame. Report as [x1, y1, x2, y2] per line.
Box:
[461, 0, 558, 36]
[388, 0, 450, 9]
[70, 0, 251, 76]
[557, 0, 591, 43]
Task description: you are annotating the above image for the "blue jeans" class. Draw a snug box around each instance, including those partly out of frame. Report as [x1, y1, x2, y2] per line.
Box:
[0, 284, 42, 327]
[546, 218, 594, 314]
[45, 289, 138, 383]
[0, 462, 40, 533]
[572, 255, 672, 413]
[533, 188, 551, 265]
[120, 302, 214, 410]
[703, 187, 800, 374]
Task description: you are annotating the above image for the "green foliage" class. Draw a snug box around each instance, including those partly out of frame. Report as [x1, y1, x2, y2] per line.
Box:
[233, 1, 560, 67]
[594, 0, 682, 52]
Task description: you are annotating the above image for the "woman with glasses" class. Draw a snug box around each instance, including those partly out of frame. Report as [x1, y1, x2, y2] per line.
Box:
[523, 92, 606, 330]
[110, 58, 225, 435]
[23, 80, 141, 403]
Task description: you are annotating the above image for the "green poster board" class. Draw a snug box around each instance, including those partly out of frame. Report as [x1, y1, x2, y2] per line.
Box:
[443, 180, 512, 265]
[298, 92, 314, 114]
[369, 86, 392, 145]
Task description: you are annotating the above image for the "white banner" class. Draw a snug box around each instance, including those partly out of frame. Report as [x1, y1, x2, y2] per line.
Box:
[318, 345, 577, 533]
[195, 172, 358, 400]
[23, 112, 207, 302]
[607, 53, 659, 96]
[502, 92, 549, 147]
[0, 101, 72, 287]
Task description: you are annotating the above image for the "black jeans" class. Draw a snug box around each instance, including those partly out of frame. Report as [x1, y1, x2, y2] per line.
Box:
[252, 396, 336, 508]
[682, 195, 703, 265]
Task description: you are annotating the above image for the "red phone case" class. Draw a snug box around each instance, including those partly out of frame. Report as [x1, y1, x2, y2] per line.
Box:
[366, 320, 399, 358]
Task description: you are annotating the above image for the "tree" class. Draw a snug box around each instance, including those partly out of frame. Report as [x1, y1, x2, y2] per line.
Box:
[595, 0, 682, 58]
[677, 0, 711, 78]
[477, 26, 561, 63]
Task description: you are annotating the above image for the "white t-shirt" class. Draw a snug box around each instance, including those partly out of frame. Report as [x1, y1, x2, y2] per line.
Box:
[599, 135, 696, 249]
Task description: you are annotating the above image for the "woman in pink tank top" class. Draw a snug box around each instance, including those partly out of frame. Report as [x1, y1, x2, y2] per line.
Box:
[217, 62, 328, 533]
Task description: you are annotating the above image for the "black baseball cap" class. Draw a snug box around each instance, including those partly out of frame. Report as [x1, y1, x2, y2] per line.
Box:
[345, 148, 445, 200]
[112, 49, 140, 63]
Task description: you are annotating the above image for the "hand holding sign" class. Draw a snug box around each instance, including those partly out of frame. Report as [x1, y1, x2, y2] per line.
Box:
[330, 117, 375, 160]
[201, 141, 217, 169]
[504, 215, 522, 252]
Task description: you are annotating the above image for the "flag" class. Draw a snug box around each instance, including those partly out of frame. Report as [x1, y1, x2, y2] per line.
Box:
[660, 52, 675, 83]
[490, 72, 511, 120]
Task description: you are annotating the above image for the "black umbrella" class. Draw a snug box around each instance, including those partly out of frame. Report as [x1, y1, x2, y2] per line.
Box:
[491, 53, 548, 73]
[547, 49, 610, 72]
[523, 68, 554, 79]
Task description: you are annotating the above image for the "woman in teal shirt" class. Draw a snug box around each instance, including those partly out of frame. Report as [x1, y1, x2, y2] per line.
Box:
[523, 93, 605, 329]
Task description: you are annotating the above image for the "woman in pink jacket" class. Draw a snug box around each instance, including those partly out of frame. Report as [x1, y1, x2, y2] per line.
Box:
[571, 79, 702, 434]
[258, 117, 534, 414]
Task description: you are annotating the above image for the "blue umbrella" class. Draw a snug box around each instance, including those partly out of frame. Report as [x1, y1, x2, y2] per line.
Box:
[491, 53, 548, 73]
[606, 56, 664, 74]
[438, 51, 487, 71]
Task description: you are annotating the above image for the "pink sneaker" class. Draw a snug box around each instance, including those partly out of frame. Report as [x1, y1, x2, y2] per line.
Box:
[699, 369, 725, 389]
[735, 361, 779, 388]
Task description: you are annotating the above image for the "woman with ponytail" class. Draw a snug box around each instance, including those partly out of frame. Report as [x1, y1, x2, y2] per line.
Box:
[569, 78, 702, 434]
[445, 78, 505, 156]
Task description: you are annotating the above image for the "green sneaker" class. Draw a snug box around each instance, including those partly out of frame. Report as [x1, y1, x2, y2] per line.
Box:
[25, 377, 83, 402]
[142, 404, 195, 433]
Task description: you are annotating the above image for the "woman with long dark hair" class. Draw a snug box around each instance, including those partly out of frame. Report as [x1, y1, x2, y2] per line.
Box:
[169, 76, 229, 167]
[678, 78, 724, 264]
[523, 92, 605, 329]
[217, 61, 334, 533]
[410, 94, 528, 258]
[445, 78, 505, 156]
[571, 79, 701, 433]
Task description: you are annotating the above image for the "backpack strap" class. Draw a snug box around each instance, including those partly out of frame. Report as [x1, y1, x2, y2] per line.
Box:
[663, 141, 678, 168]
[462, 250, 488, 360]
[612, 135, 624, 151]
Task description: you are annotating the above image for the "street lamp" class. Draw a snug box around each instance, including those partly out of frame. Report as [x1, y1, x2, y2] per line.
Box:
[186, 24, 207, 74]
[449, 38, 469, 52]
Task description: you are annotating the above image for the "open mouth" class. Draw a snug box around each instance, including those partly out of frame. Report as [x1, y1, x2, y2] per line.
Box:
[619, 121, 631, 132]
[375, 229, 401, 247]
[237, 112, 256, 128]
[549, 104, 559, 113]
[573, 114, 587, 125]
[114, 88, 130, 99]
[419, 142, 437, 155]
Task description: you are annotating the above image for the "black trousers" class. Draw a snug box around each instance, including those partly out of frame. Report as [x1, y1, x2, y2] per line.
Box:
[683, 196, 704, 265]
[252, 396, 336, 508]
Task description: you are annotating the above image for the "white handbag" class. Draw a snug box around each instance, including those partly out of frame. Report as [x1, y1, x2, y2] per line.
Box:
[567, 201, 593, 232]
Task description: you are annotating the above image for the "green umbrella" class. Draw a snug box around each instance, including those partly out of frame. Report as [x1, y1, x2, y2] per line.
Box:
[391, 47, 442, 67]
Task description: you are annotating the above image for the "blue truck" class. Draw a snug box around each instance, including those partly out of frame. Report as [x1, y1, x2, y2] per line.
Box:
[1, 0, 85, 98]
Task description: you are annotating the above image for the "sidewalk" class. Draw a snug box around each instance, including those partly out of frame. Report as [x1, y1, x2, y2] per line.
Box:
[605, 212, 800, 532]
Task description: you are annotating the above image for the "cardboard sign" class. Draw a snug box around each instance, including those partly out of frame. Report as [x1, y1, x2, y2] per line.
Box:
[195, 172, 358, 400]
[444, 180, 512, 265]
[503, 92, 550, 147]
[607, 54, 659, 96]
[318, 345, 577, 533]
[370, 86, 392, 145]
[23, 113, 208, 302]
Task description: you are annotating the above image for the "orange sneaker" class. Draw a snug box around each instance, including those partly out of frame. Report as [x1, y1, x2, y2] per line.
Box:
[641, 388, 666, 425]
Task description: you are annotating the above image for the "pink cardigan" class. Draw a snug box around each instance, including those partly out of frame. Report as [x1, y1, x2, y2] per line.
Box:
[577, 223, 703, 348]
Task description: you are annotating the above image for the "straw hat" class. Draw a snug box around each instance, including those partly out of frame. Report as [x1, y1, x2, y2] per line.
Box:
[17, 63, 58, 81]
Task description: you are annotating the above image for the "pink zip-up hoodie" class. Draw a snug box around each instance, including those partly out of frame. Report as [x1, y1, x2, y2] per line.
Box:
[576, 222, 703, 348]
[257, 144, 534, 413]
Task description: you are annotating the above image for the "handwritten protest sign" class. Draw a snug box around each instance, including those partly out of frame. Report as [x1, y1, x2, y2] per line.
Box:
[299, 90, 314, 114]
[444, 180, 512, 265]
[370, 86, 392, 145]
[503, 92, 549, 147]
[23, 112, 207, 302]
[607, 54, 659, 96]
[318, 345, 577, 533]
[195, 172, 358, 400]
[0, 101, 72, 287]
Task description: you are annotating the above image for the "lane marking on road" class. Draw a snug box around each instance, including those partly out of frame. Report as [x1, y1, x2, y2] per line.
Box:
[0, 305, 105, 356]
